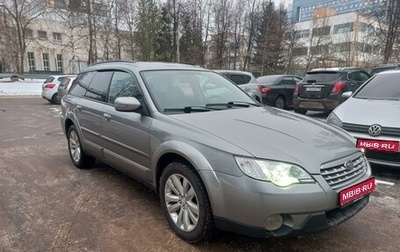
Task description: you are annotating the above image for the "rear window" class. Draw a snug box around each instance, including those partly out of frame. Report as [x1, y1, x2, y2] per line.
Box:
[229, 74, 250, 85]
[43, 77, 54, 83]
[303, 72, 341, 82]
[354, 73, 400, 100]
[256, 75, 280, 84]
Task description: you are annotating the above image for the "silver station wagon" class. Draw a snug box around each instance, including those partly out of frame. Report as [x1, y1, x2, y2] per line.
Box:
[60, 61, 375, 243]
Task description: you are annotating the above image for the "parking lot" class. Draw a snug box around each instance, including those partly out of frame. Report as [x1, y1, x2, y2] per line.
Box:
[1, 96, 399, 252]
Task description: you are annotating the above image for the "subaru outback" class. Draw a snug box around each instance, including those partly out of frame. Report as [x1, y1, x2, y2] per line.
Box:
[60, 61, 374, 243]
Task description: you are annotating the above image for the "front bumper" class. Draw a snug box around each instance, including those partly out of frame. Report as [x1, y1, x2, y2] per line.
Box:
[214, 196, 369, 238]
[349, 132, 400, 168]
[199, 168, 372, 238]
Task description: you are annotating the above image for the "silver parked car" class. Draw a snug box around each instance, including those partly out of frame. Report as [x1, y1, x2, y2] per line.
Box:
[214, 70, 262, 102]
[327, 70, 400, 168]
[60, 61, 374, 243]
[42, 75, 76, 104]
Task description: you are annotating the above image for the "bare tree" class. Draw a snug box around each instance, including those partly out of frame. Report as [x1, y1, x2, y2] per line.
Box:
[119, 0, 137, 60]
[0, 0, 47, 73]
[243, 0, 261, 71]
[361, 0, 400, 63]
[304, 15, 332, 72]
[211, 0, 233, 69]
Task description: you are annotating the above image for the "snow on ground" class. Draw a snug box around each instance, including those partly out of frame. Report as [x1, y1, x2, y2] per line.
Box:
[0, 79, 43, 96]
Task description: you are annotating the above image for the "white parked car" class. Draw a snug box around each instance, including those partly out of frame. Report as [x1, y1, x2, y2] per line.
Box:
[41, 75, 76, 104]
[327, 70, 400, 168]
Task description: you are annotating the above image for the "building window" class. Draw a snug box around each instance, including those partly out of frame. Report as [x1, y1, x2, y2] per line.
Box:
[56, 54, 63, 72]
[53, 32, 62, 42]
[28, 52, 35, 71]
[333, 23, 354, 34]
[43, 53, 50, 71]
[38, 30, 47, 40]
[312, 26, 331, 36]
[25, 29, 33, 38]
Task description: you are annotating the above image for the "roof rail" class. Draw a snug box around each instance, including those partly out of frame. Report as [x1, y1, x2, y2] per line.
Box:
[88, 60, 136, 67]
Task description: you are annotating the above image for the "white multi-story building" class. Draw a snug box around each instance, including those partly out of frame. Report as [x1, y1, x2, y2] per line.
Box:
[0, 0, 131, 74]
[291, 9, 383, 69]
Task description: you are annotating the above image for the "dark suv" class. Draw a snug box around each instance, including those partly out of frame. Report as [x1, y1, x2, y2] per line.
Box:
[369, 64, 399, 75]
[293, 67, 371, 114]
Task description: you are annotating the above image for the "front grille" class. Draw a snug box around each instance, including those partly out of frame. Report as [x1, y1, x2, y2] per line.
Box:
[365, 150, 400, 163]
[342, 123, 400, 137]
[321, 155, 368, 191]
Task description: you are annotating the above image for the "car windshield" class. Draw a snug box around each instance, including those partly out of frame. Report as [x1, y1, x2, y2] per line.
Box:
[354, 73, 400, 100]
[141, 70, 258, 113]
[303, 72, 341, 82]
[256, 75, 281, 84]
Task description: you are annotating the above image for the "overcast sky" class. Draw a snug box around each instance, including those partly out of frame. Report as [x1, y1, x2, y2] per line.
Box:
[274, 0, 293, 8]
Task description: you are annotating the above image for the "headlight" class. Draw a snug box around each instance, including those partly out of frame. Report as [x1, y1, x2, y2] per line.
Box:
[235, 157, 313, 187]
[326, 112, 342, 127]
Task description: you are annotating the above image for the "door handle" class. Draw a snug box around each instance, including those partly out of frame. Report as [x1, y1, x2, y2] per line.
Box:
[103, 113, 111, 122]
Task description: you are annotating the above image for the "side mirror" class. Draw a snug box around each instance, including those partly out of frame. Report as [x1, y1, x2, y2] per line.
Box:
[114, 97, 141, 112]
[342, 91, 353, 100]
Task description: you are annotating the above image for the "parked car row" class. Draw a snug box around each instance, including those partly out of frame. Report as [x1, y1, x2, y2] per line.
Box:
[39, 58, 398, 244]
[59, 61, 376, 243]
[326, 69, 400, 168]
[41, 75, 76, 104]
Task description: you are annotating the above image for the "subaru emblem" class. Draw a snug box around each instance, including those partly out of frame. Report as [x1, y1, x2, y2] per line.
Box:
[344, 160, 354, 170]
[368, 124, 382, 137]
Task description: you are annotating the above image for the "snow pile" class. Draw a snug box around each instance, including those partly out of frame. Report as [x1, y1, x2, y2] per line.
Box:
[0, 79, 43, 96]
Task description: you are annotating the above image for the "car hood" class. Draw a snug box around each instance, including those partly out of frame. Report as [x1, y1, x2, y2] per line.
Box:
[172, 107, 356, 173]
[334, 98, 400, 127]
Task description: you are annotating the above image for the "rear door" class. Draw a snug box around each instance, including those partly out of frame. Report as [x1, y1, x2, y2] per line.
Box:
[282, 76, 297, 105]
[69, 71, 113, 157]
[299, 71, 341, 99]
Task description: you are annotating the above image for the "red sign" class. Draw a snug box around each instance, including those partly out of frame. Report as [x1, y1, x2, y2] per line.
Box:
[339, 177, 375, 206]
[356, 139, 399, 153]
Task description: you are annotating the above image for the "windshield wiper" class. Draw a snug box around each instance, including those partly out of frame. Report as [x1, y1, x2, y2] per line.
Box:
[205, 101, 261, 108]
[164, 106, 215, 113]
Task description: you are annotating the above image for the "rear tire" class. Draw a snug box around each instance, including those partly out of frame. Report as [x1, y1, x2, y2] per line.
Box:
[67, 125, 96, 169]
[51, 93, 60, 104]
[274, 96, 285, 109]
[294, 108, 307, 114]
[160, 162, 214, 243]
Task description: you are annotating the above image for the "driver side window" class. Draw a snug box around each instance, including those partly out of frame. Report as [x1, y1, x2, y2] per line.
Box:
[108, 71, 141, 104]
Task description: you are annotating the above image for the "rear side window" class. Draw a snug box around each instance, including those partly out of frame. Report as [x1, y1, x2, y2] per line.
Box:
[57, 76, 67, 83]
[69, 72, 96, 97]
[348, 71, 370, 82]
[85, 71, 113, 102]
[303, 72, 341, 82]
[229, 74, 249, 85]
[282, 77, 295, 85]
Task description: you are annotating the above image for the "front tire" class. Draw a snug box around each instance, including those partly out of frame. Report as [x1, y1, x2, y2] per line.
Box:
[160, 162, 214, 243]
[67, 125, 96, 169]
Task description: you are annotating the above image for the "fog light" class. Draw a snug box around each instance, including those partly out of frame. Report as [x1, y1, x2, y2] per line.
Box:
[264, 214, 284, 231]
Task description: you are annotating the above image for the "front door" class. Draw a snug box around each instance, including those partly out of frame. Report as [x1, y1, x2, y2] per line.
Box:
[101, 71, 152, 181]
